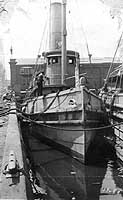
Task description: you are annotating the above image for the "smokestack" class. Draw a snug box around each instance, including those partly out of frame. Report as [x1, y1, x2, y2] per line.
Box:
[49, 1, 62, 50]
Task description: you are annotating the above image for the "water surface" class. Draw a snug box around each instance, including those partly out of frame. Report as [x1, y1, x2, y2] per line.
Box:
[26, 132, 123, 200]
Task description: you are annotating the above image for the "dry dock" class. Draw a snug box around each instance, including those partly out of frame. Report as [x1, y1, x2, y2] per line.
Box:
[1, 103, 123, 199]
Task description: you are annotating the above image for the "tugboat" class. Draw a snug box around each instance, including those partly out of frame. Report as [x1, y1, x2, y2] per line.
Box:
[21, 0, 109, 164]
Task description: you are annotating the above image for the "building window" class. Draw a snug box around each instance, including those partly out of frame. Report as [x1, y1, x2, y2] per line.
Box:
[20, 68, 24, 74]
[20, 67, 33, 75]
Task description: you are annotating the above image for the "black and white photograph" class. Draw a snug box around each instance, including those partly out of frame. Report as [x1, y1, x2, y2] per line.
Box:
[1, 0, 123, 199]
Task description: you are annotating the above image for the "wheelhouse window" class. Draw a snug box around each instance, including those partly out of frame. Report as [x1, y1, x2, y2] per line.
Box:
[52, 57, 58, 64]
[68, 57, 75, 64]
[48, 57, 58, 65]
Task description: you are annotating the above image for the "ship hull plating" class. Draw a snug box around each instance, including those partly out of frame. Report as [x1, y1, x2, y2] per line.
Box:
[28, 121, 99, 163]
[23, 87, 107, 163]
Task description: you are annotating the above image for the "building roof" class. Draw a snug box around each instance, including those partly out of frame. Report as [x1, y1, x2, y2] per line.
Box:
[80, 57, 122, 64]
[16, 57, 45, 65]
[14, 57, 122, 65]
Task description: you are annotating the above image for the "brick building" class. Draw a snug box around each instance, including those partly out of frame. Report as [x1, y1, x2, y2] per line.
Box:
[9, 58, 46, 95]
[80, 57, 121, 90]
[9, 57, 121, 96]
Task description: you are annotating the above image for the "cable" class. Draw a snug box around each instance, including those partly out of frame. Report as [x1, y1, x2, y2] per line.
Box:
[43, 90, 60, 113]
[33, 18, 48, 78]
[23, 88, 74, 119]
[46, 93, 68, 110]
[33, 90, 60, 121]
[74, 0, 92, 63]
[0, 106, 120, 132]
[18, 110, 121, 132]
[4, 105, 123, 132]
[103, 30, 123, 89]
[26, 5, 49, 96]
[42, 88, 74, 112]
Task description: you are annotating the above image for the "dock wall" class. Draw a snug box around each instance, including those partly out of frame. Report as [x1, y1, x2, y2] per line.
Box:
[0, 103, 32, 199]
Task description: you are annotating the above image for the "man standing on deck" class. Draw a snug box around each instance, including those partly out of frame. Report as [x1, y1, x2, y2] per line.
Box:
[37, 72, 44, 96]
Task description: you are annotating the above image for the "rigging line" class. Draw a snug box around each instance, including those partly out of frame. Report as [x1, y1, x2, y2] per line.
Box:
[43, 19, 49, 52]
[34, 88, 74, 114]
[32, 89, 75, 120]
[45, 93, 68, 110]
[43, 91, 60, 112]
[32, 10, 49, 80]
[45, 87, 73, 110]
[103, 30, 123, 89]
[32, 90, 60, 121]
[29, 88, 74, 118]
[41, 91, 60, 113]
[34, 20, 48, 75]
[67, 3, 76, 50]
[74, 0, 92, 63]
[16, 87, 74, 113]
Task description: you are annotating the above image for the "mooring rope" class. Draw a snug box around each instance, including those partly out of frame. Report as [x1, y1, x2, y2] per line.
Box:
[2, 106, 123, 132]
[18, 111, 121, 132]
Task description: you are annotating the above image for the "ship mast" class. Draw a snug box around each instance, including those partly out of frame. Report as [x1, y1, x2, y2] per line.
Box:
[61, 0, 67, 85]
